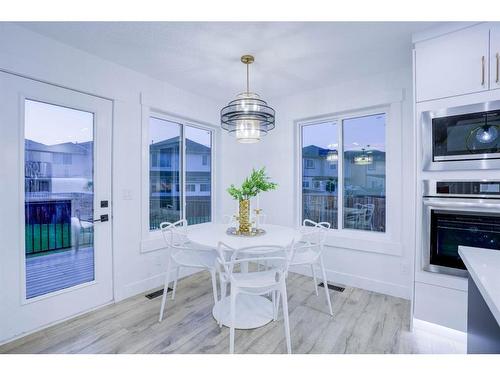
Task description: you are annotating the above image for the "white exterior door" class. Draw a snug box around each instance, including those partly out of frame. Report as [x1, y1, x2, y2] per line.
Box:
[0, 71, 113, 343]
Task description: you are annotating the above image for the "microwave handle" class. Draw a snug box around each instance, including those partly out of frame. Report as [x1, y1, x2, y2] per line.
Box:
[481, 55, 485, 86]
[496, 53, 499, 84]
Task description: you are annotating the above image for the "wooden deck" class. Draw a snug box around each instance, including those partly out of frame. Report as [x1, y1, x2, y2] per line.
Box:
[26, 246, 94, 299]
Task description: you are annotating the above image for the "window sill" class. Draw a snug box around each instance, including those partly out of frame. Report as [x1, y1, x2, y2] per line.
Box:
[323, 231, 402, 256]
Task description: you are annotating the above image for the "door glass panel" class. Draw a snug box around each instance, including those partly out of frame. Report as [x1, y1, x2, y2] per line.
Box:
[343, 113, 386, 232]
[185, 125, 212, 225]
[301, 121, 339, 229]
[149, 117, 181, 230]
[24, 99, 95, 299]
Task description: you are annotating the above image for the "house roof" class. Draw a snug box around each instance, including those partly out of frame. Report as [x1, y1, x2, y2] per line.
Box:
[25, 139, 92, 154]
[302, 144, 385, 161]
[150, 136, 210, 153]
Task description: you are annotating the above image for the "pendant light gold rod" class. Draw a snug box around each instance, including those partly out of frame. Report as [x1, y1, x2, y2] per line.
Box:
[241, 55, 254, 94]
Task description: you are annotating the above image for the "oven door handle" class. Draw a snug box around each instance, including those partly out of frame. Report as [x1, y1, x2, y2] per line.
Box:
[423, 197, 500, 211]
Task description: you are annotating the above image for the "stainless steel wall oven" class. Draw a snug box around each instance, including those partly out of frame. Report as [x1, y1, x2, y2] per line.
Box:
[422, 101, 500, 171]
[423, 180, 500, 277]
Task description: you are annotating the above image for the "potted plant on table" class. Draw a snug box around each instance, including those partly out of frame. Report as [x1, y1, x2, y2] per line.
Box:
[227, 167, 277, 234]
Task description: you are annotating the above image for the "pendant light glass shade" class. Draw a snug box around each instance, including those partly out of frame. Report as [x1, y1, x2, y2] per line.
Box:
[326, 149, 338, 163]
[221, 56, 275, 143]
[354, 147, 373, 165]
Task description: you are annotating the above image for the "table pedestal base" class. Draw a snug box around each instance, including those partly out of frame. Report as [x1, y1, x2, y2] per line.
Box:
[212, 294, 274, 329]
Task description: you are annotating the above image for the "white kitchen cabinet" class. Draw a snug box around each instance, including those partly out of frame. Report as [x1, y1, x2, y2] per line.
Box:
[415, 25, 490, 102]
[490, 25, 500, 90]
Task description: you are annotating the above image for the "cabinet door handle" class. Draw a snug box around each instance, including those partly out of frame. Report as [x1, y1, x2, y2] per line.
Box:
[496, 53, 499, 84]
[481, 55, 485, 86]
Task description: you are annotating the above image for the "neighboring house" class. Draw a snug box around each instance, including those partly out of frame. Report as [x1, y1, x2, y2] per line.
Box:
[25, 139, 93, 195]
[149, 136, 211, 199]
[302, 144, 385, 197]
[25, 139, 94, 219]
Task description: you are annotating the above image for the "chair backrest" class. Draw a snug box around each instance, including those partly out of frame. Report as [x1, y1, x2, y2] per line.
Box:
[160, 219, 189, 248]
[300, 219, 330, 243]
[216, 242, 293, 285]
[360, 205, 375, 228]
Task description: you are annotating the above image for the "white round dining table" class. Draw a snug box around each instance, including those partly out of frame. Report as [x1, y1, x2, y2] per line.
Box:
[187, 223, 302, 329]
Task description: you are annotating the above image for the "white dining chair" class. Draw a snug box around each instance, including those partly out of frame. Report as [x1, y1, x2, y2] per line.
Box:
[158, 219, 219, 322]
[291, 219, 333, 316]
[216, 241, 293, 354]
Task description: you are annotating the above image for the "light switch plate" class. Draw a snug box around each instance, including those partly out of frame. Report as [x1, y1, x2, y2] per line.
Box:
[122, 189, 133, 200]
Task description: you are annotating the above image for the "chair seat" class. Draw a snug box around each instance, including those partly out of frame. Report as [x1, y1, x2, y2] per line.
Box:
[172, 250, 217, 269]
[290, 249, 320, 266]
[232, 269, 279, 289]
[80, 221, 93, 230]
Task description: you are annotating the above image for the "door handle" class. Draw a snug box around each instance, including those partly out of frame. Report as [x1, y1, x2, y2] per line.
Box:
[481, 55, 485, 86]
[93, 214, 109, 223]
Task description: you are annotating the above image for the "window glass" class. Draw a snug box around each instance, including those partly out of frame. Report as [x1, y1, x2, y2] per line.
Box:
[301, 121, 339, 229]
[343, 113, 386, 232]
[24, 99, 95, 298]
[149, 117, 181, 230]
[185, 125, 212, 225]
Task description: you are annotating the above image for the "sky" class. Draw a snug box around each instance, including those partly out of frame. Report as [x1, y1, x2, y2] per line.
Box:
[25, 99, 93, 145]
[302, 113, 386, 151]
[24, 99, 211, 148]
[150, 116, 211, 147]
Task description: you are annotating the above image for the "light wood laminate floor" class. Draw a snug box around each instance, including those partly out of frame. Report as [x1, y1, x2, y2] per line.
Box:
[0, 271, 465, 354]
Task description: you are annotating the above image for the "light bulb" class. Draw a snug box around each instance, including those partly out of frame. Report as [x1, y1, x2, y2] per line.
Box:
[475, 126, 498, 144]
[236, 120, 261, 143]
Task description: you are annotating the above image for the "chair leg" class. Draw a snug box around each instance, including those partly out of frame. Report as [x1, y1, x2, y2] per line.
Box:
[229, 291, 237, 354]
[172, 266, 180, 300]
[210, 268, 218, 305]
[311, 264, 319, 296]
[280, 283, 292, 354]
[272, 290, 277, 321]
[275, 290, 281, 320]
[219, 280, 227, 328]
[319, 255, 333, 316]
[159, 259, 172, 322]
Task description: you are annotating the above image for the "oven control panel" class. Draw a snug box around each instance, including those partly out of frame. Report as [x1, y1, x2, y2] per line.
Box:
[435, 181, 500, 196]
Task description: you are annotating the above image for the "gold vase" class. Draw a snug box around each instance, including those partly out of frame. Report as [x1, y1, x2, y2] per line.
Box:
[238, 199, 251, 234]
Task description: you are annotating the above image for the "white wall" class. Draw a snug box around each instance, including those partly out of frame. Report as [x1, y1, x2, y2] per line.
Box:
[228, 67, 416, 299]
[0, 23, 223, 306]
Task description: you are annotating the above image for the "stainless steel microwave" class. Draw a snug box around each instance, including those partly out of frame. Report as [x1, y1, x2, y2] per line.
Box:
[422, 101, 500, 171]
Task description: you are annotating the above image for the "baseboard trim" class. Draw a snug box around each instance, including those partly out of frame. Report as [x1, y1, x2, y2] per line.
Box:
[290, 264, 410, 300]
[114, 268, 200, 302]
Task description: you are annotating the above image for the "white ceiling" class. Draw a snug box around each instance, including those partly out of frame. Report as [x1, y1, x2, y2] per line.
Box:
[19, 22, 441, 103]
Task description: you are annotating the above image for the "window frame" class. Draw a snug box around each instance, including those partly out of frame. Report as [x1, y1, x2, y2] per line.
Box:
[297, 105, 398, 245]
[141, 110, 216, 242]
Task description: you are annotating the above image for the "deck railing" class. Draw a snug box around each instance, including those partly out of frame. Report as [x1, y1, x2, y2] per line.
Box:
[149, 196, 212, 230]
[25, 199, 94, 256]
[302, 194, 386, 232]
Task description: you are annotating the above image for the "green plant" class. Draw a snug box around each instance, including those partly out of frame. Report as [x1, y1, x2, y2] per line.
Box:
[227, 167, 278, 201]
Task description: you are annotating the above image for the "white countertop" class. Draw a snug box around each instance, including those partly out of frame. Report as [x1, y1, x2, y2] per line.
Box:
[459, 246, 500, 326]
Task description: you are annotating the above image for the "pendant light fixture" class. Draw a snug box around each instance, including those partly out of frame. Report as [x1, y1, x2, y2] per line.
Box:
[354, 146, 374, 165]
[326, 149, 338, 163]
[221, 55, 275, 143]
